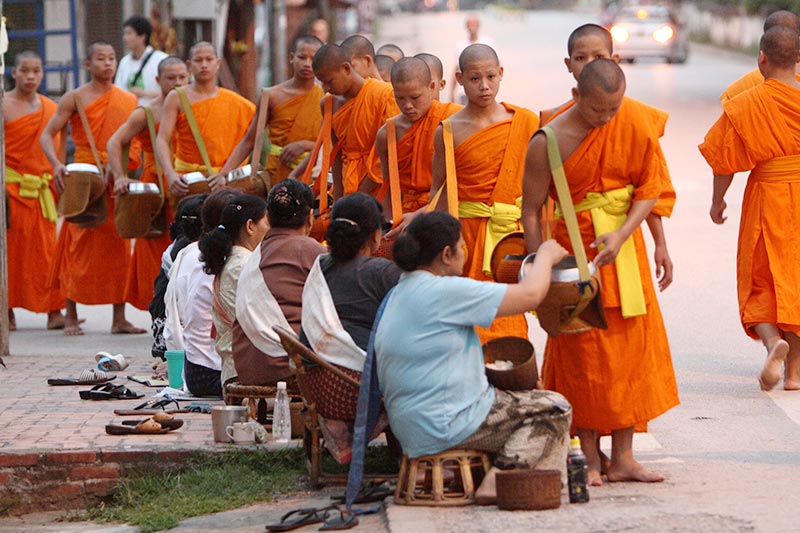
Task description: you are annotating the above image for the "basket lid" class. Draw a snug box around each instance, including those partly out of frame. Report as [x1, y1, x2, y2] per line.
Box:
[227, 164, 251, 182]
[183, 171, 207, 184]
[66, 163, 100, 174]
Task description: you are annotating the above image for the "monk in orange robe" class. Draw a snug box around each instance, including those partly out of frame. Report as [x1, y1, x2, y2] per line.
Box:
[523, 59, 679, 486]
[414, 53, 449, 101]
[699, 27, 800, 392]
[41, 42, 144, 335]
[157, 42, 255, 199]
[374, 57, 460, 215]
[5, 52, 65, 330]
[106, 56, 189, 311]
[429, 44, 538, 343]
[291, 44, 399, 201]
[341, 34, 383, 80]
[720, 10, 800, 102]
[219, 36, 323, 186]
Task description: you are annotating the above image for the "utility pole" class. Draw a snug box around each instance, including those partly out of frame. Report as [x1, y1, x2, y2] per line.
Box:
[270, 0, 287, 84]
[1, 1, 9, 361]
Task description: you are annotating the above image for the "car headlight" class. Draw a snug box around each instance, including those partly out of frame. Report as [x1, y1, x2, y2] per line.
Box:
[652, 25, 675, 43]
[610, 25, 630, 43]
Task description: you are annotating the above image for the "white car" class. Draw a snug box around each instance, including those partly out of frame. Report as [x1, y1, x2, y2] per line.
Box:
[610, 5, 689, 64]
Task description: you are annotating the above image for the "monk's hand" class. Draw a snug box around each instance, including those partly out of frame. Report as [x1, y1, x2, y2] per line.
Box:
[653, 243, 673, 292]
[279, 142, 307, 167]
[113, 177, 133, 196]
[710, 199, 727, 225]
[168, 173, 189, 198]
[591, 231, 624, 267]
[207, 173, 227, 192]
[53, 164, 69, 193]
[385, 211, 417, 239]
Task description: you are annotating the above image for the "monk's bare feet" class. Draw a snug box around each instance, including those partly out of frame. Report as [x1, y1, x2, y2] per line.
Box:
[785, 349, 800, 390]
[8, 310, 16, 331]
[606, 457, 664, 483]
[587, 467, 603, 486]
[64, 319, 85, 336]
[475, 467, 497, 506]
[47, 311, 67, 330]
[111, 320, 146, 334]
[760, 339, 789, 391]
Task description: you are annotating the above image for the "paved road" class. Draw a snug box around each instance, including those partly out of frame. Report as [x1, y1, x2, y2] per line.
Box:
[8, 6, 800, 532]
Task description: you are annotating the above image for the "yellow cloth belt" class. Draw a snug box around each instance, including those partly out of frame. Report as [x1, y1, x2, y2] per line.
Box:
[459, 197, 522, 276]
[6, 167, 57, 223]
[267, 144, 307, 169]
[174, 158, 220, 175]
[555, 185, 645, 318]
[751, 154, 800, 182]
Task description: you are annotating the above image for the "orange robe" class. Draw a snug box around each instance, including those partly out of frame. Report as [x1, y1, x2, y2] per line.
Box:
[541, 98, 679, 431]
[699, 78, 800, 339]
[6, 95, 64, 313]
[53, 87, 138, 304]
[390, 101, 461, 212]
[331, 77, 399, 195]
[455, 103, 538, 343]
[720, 68, 800, 102]
[174, 88, 255, 169]
[124, 117, 174, 311]
[266, 85, 323, 183]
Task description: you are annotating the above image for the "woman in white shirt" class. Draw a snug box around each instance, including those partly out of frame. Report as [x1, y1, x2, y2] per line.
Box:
[199, 194, 269, 392]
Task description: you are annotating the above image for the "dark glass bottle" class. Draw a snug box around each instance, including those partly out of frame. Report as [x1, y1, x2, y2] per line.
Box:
[567, 437, 590, 503]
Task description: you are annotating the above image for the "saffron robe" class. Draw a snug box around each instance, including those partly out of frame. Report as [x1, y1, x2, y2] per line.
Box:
[454, 103, 538, 343]
[124, 116, 175, 310]
[331, 78, 399, 195]
[6, 95, 64, 312]
[53, 87, 138, 304]
[720, 68, 800, 102]
[541, 98, 679, 430]
[174, 88, 255, 169]
[699, 78, 800, 338]
[389, 101, 462, 212]
[266, 85, 324, 183]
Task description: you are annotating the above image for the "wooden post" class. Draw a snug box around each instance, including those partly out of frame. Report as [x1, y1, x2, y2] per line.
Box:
[0, 0, 9, 359]
[270, 0, 287, 84]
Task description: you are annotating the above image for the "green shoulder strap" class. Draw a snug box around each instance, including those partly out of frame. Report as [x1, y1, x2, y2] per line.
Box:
[175, 87, 213, 172]
[541, 126, 591, 282]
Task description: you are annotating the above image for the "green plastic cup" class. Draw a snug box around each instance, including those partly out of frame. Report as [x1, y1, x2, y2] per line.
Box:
[165, 350, 185, 389]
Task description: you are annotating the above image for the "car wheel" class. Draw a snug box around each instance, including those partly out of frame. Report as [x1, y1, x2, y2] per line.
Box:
[667, 46, 689, 64]
[623, 57, 635, 64]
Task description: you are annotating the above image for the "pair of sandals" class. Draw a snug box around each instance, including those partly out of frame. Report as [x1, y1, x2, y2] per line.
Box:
[113, 398, 212, 415]
[48, 368, 116, 386]
[79, 383, 143, 400]
[105, 411, 184, 435]
[265, 505, 362, 532]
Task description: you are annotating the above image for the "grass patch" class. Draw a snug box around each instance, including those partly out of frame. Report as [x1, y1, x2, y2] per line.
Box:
[81, 448, 306, 532]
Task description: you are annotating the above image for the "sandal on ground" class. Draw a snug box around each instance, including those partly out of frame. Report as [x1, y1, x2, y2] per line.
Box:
[49, 368, 115, 386]
[89, 384, 143, 400]
[185, 402, 212, 413]
[320, 507, 359, 531]
[95, 352, 129, 372]
[264, 506, 334, 532]
[105, 414, 183, 435]
[79, 382, 119, 400]
[331, 481, 394, 504]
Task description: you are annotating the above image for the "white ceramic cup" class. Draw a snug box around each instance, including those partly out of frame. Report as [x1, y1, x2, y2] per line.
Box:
[225, 422, 255, 444]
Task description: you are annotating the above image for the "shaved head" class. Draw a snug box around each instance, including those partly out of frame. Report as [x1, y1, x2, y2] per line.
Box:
[764, 10, 800, 32]
[375, 54, 395, 80]
[760, 26, 800, 69]
[294, 34, 324, 53]
[577, 58, 625, 96]
[189, 41, 216, 58]
[341, 34, 375, 59]
[568, 23, 613, 56]
[14, 50, 42, 67]
[87, 41, 114, 60]
[391, 56, 431, 85]
[458, 43, 499, 72]
[377, 43, 404, 61]
[313, 44, 350, 72]
[415, 52, 443, 80]
[158, 55, 185, 75]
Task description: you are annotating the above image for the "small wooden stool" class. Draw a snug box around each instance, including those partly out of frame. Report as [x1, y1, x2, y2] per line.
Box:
[394, 449, 492, 506]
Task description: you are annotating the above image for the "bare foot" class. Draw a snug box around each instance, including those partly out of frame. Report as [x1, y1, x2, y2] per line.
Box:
[597, 446, 611, 476]
[47, 311, 66, 330]
[111, 320, 146, 334]
[606, 458, 664, 483]
[760, 339, 789, 391]
[64, 323, 85, 336]
[8, 310, 16, 331]
[474, 467, 497, 506]
[587, 467, 603, 486]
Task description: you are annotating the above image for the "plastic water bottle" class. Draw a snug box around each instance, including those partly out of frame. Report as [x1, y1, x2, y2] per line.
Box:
[272, 381, 292, 444]
[567, 437, 590, 503]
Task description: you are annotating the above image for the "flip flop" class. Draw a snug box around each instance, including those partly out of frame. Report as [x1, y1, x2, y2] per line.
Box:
[48, 368, 115, 386]
[113, 397, 185, 416]
[331, 481, 394, 504]
[264, 506, 332, 532]
[96, 352, 129, 372]
[319, 508, 359, 531]
[105, 414, 184, 435]
[79, 382, 119, 400]
[89, 384, 143, 400]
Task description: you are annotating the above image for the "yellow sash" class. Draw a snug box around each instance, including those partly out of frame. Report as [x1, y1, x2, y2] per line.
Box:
[6, 167, 58, 223]
[459, 197, 522, 276]
[267, 144, 307, 169]
[174, 158, 220, 175]
[751, 154, 800, 182]
[555, 185, 646, 318]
